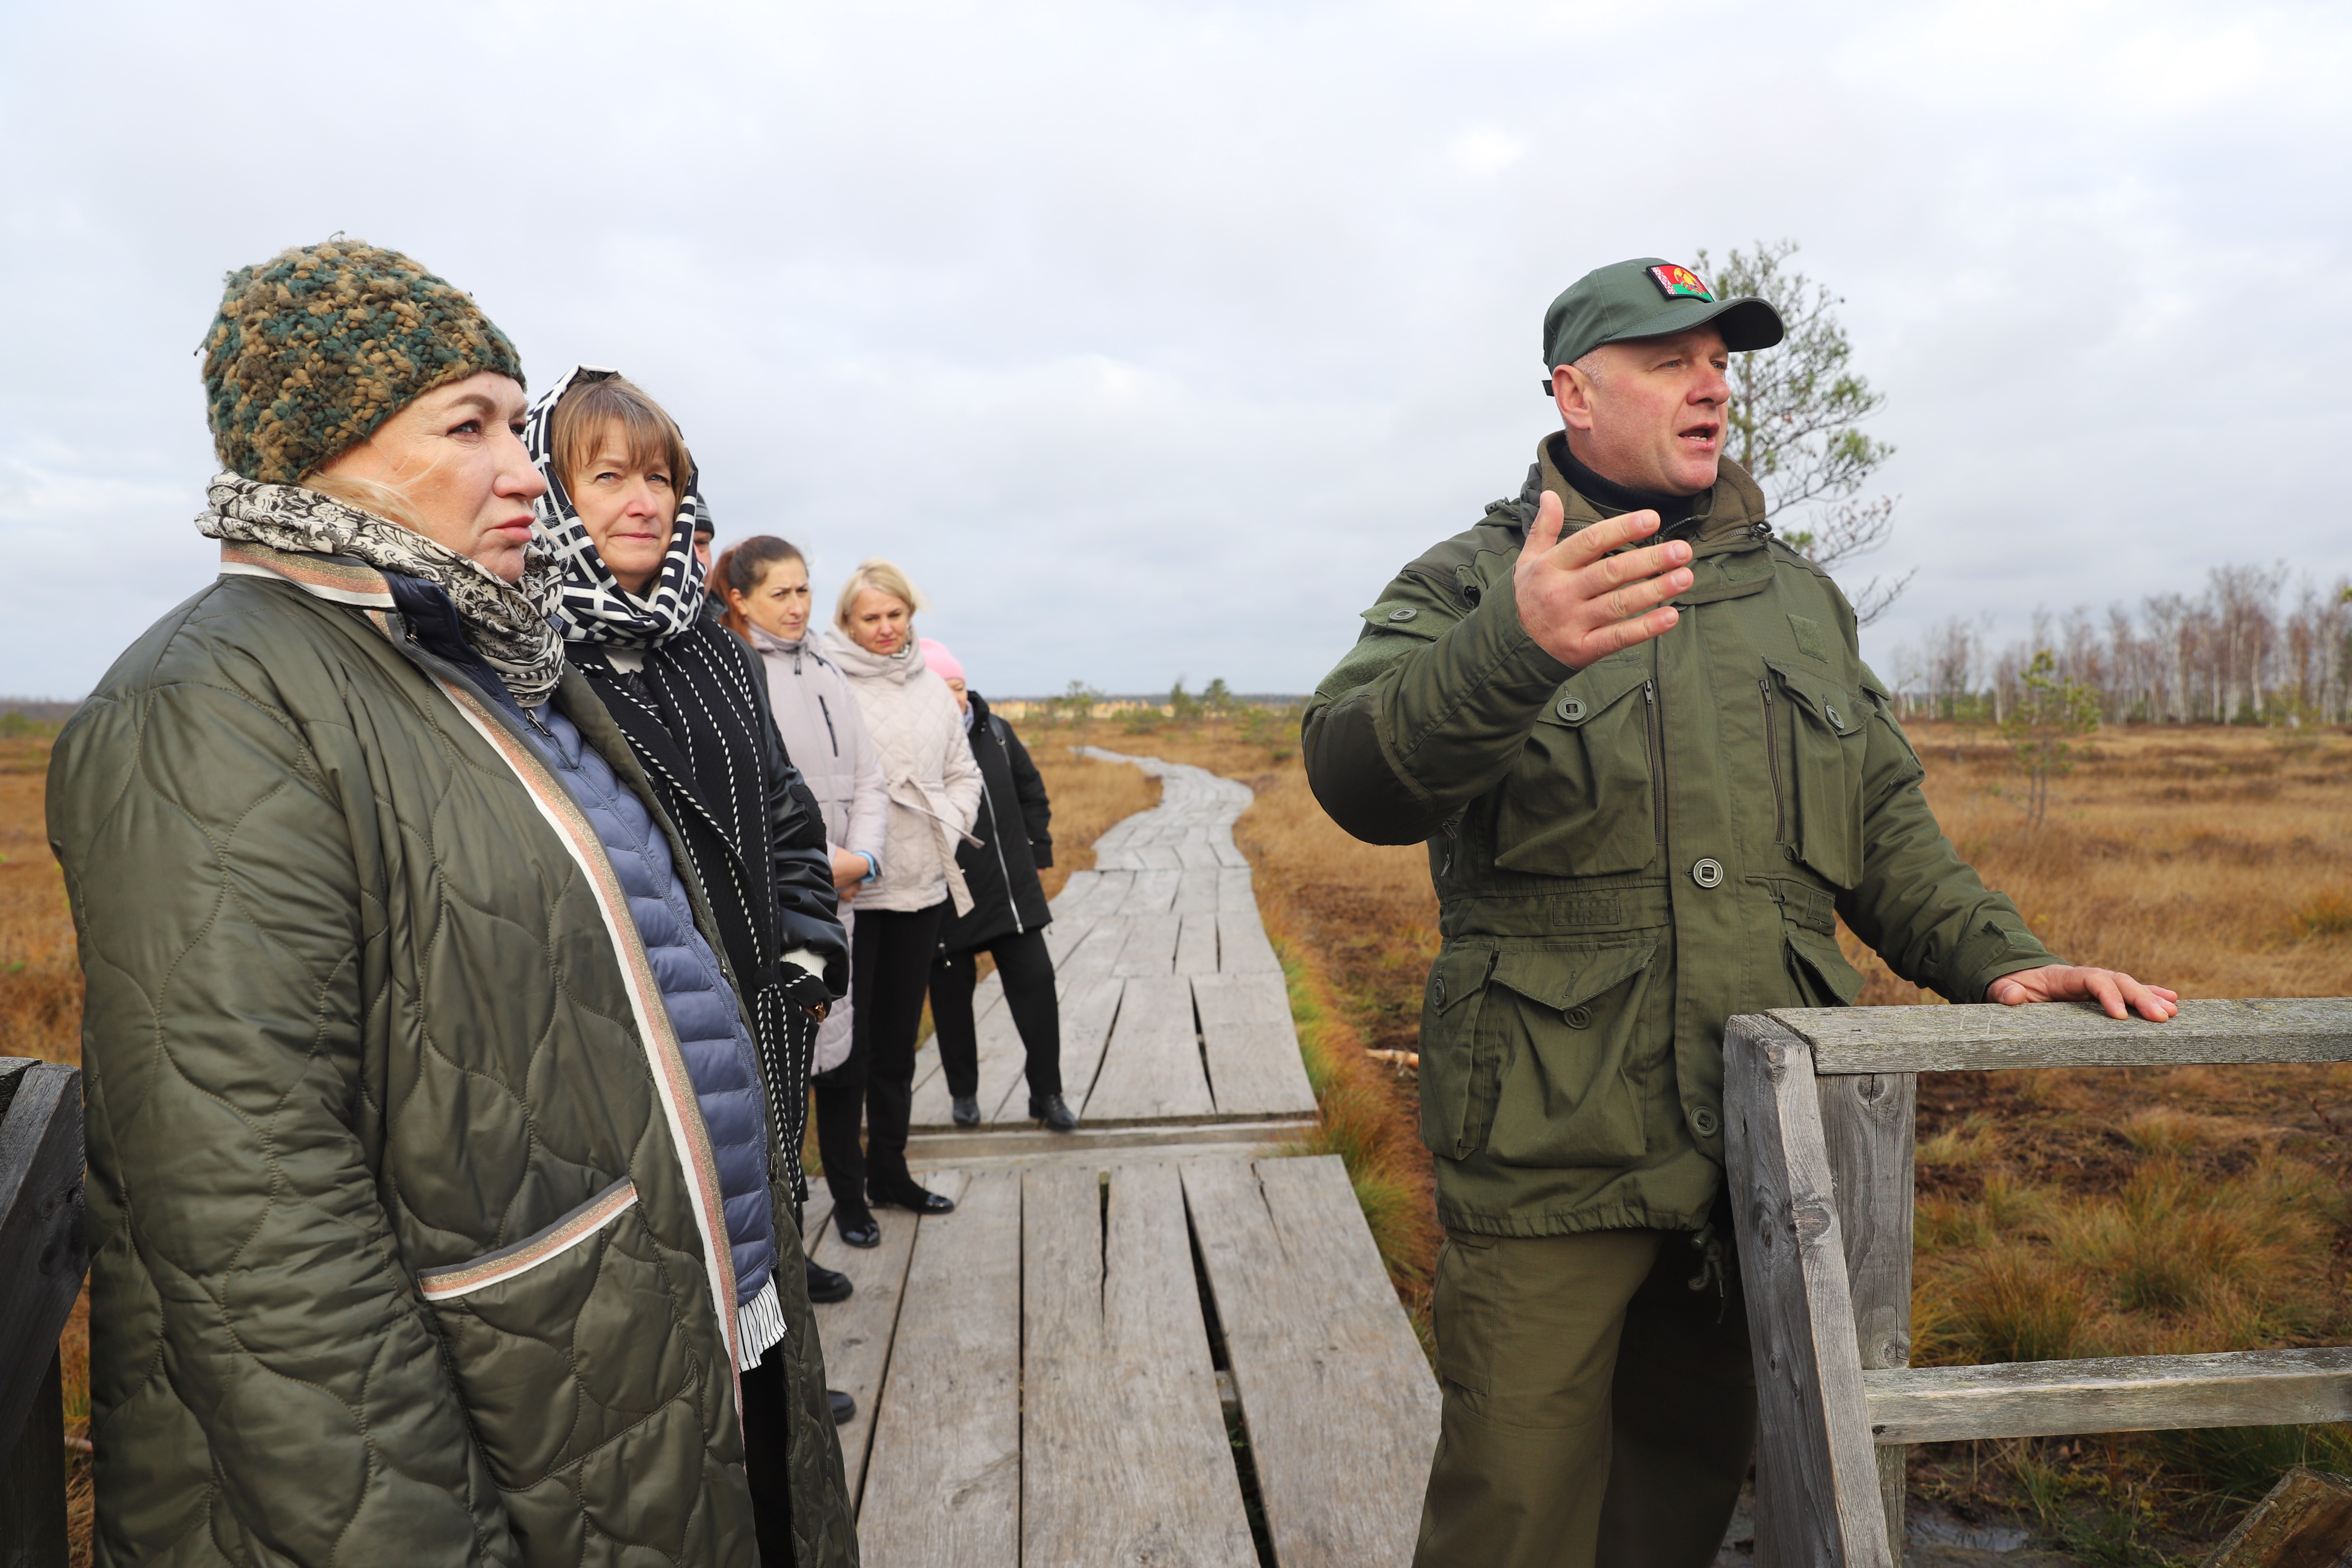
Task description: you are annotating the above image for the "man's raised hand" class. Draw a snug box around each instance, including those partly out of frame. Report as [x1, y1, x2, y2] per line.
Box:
[1512, 491, 1694, 670]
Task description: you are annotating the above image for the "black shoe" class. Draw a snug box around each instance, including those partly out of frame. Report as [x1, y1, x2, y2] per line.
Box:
[834, 1205, 881, 1248]
[869, 1180, 956, 1215]
[951, 1095, 981, 1128]
[828, 1389, 856, 1426]
[805, 1258, 853, 1304]
[1030, 1094, 1078, 1132]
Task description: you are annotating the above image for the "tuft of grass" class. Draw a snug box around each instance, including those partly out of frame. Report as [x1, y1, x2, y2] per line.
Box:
[2288, 890, 2352, 939]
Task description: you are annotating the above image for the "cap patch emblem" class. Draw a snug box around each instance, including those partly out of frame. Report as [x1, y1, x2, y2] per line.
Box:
[1648, 264, 1715, 302]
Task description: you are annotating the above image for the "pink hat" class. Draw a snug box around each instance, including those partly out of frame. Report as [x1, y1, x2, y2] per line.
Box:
[921, 638, 965, 685]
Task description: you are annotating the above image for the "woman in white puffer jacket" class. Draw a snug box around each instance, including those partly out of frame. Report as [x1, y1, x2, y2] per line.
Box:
[819, 559, 981, 1236]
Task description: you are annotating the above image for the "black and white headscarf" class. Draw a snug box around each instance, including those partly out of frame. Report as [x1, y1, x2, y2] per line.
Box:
[196, 473, 567, 705]
[524, 365, 712, 649]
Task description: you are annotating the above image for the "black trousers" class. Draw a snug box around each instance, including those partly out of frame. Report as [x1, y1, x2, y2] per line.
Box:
[741, 1339, 795, 1566]
[931, 927, 1064, 1102]
[811, 900, 946, 1205]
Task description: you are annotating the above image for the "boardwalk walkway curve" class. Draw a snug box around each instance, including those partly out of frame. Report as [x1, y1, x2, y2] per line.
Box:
[804, 750, 1442, 1566]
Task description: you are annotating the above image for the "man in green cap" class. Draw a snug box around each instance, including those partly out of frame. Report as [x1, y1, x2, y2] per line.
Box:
[1302, 257, 2176, 1568]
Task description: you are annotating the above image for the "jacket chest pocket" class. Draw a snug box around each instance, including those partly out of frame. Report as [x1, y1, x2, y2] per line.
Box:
[1458, 941, 1661, 1169]
[1763, 659, 1868, 888]
[417, 1178, 699, 1492]
[1494, 659, 1659, 878]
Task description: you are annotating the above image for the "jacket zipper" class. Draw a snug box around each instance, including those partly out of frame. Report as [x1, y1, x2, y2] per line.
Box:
[815, 692, 840, 757]
[1643, 680, 1665, 848]
[976, 766, 1022, 934]
[1759, 678, 1787, 850]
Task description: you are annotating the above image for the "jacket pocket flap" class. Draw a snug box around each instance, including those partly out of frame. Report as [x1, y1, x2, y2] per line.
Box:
[1360, 601, 1445, 639]
[1785, 927, 1865, 1006]
[1489, 941, 1658, 1014]
[1426, 946, 1494, 1014]
[1764, 658, 1860, 735]
[1540, 655, 1651, 728]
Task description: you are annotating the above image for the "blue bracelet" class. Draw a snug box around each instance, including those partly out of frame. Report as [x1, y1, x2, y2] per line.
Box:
[857, 851, 879, 883]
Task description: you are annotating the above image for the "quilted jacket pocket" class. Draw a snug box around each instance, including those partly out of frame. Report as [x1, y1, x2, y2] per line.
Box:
[1481, 942, 1660, 1169]
[1495, 657, 1659, 878]
[1765, 658, 1868, 888]
[419, 1178, 696, 1492]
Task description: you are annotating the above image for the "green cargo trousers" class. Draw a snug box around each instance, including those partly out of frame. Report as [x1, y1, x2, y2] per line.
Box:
[1413, 1224, 1756, 1568]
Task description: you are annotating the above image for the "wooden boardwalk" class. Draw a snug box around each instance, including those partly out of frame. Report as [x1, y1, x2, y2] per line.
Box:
[812, 752, 1441, 1565]
[905, 750, 1319, 1162]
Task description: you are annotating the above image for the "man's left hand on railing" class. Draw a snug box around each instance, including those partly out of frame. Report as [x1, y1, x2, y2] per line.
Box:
[1987, 965, 2180, 1022]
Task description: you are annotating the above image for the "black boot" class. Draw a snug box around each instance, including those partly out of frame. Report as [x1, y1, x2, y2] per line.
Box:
[951, 1095, 981, 1128]
[828, 1389, 857, 1425]
[833, 1201, 881, 1248]
[869, 1177, 956, 1214]
[805, 1258, 852, 1304]
[1030, 1093, 1078, 1132]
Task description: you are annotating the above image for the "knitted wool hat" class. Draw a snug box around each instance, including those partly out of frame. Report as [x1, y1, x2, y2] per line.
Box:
[200, 239, 524, 484]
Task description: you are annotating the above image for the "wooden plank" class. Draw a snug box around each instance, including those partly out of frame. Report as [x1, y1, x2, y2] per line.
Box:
[1777, 998, 2352, 1075]
[807, 1169, 969, 1504]
[1118, 867, 1183, 914]
[1194, 971, 1318, 1118]
[1218, 867, 1257, 913]
[1723, 1017, 1892, 1567]
[1217, 909, 1283, 976]
[1112, 913, 1182, 978]
[2202, 1467, 2352, 1567]
[0, 1351, 67, 1568]
[1174, 911, 1221, 977]
[1061, 977, 1128, 1117]
[1084, 973, 1214, 1123]
[1023, 1163, 1257, 1565]
[1819, 1070, 1917, 1565]
[1182, 1156, 1440, 1567]
[859, 1168, 1020, 1563]
[1171, 870, 1221, 916]
[0, 1060, 87, 1462]
[1055, 919, 1131, 989]
[1044, 913, 1097, 968]
[1861, 1347, 2352, 1444]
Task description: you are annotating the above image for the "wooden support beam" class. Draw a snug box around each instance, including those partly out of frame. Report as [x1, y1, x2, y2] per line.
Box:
[2200, 1466, 2352, 1567]
[1862, 1348, 2352, 1444]
[1773, 998, 2352, 1075]
[1818, 1069, 1916, 1565]
[0, 1059, 87, 1465]
[1724, 1017, 1893, 1568]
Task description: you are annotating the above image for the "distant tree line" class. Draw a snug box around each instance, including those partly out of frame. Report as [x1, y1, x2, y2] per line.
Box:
[1889, 567, 2352, 727]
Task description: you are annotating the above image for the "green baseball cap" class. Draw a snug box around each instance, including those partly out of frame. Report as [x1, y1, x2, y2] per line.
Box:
[1541, 257, 1784, 391]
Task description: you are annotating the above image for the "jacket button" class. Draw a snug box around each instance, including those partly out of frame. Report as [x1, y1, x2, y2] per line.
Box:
[1388, 606, 1419, 622]
[1691, 858, 1724, 888]
[1432, 973, 1447, 1006]
[1826, 705, 1843, 729]
[1691, 1106, 1721, 1137]
[1565, 1005, 1593, 1029]
[1557, 696, 1586, 722]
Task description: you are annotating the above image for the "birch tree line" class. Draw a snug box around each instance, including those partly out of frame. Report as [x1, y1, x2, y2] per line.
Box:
[1888, 566, 2352, 727]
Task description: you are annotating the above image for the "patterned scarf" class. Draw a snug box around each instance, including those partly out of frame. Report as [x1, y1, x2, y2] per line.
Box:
[523, 365, 712, 649]
[195, 473, 567, 705]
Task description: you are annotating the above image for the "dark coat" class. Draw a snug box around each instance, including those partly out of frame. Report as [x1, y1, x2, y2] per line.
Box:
[937, 690, 1053, 953]
[573, 618, 848, 1206]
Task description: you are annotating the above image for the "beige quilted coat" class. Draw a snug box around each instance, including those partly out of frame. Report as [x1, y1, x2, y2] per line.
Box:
[821, 632, 982, 915]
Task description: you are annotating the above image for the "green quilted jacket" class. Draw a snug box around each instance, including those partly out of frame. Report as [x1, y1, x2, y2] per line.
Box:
[1304, 435, 2056, 1239]
[49, 544, 856, 1566]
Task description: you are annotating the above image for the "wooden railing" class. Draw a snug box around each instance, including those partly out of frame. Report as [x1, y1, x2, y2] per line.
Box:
[1724, 1000, 2352, 1568]
[0, 1057, 90, 1568]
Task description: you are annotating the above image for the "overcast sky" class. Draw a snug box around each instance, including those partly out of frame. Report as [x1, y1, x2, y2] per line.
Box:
[3, 0, 2347, 699]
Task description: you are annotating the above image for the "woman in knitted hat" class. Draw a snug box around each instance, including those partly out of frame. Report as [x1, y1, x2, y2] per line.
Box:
[47, 241, 855, 1567]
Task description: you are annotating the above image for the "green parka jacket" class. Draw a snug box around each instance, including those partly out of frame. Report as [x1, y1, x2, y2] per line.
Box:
[1304, 435, 2057, 1238]
[48, 545, 855, 1567]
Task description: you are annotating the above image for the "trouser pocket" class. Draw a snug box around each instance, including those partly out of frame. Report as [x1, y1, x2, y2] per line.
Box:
[419, 1178, 697, 1491]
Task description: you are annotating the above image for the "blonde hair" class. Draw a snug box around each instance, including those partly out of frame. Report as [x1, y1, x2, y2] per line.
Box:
[303, 470, 433, 537]
[835, 558, 925, 631]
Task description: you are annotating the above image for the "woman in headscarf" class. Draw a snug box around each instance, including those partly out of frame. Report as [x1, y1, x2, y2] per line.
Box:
[820, 561, 983, 1241]
[49, 241, 855, 1565]
[523, 368, 863, 1483]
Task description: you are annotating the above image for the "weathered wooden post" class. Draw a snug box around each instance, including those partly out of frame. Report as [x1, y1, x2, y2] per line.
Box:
[0, 1056, 90, 1568]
